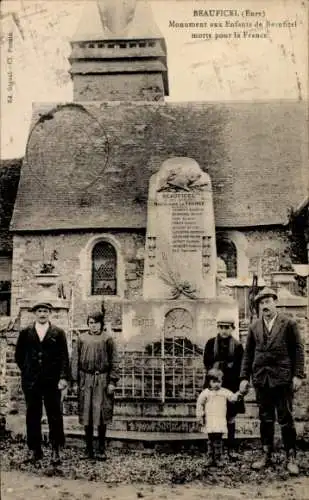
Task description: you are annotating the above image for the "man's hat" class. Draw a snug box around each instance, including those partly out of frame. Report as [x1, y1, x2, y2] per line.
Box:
[31, 301, 53, 312]
[216, 309, 235, 327]
[254, 287, 278, 304]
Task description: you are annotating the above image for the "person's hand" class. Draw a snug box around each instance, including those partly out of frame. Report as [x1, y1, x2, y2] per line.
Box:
[239, 380, 249, 395]
[292, 376, 302, 392]
[107, 383, 116, 395]
[104, 322, 113, 335]
[197, 416, 205, 426]
[60, 386, 68, 403]
[58, 378, 68, 391]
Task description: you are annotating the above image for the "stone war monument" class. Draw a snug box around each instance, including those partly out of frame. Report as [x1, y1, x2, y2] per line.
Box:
[122, 156, 238, 354]
[118, 157, 238, 430]
[143, 157, 217, 300]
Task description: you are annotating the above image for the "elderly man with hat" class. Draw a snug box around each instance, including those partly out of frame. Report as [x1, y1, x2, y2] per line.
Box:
[203, 310, 245, 460]
[15, 299, 70, 465]
[239, 287, 305, 475]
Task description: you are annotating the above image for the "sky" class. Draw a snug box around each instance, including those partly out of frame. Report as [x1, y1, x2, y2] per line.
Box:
[1, 0, 308, 159]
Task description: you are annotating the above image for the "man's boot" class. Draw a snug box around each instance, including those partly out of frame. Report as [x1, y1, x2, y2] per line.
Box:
[227, 422, 240, 461]
[97, 424, 107, 461]
[251, 445, 273, 470]
[83, 426, 94, 459]
[50, 447, 61, 466]
[281, 425, 299, 475]
[286, 449, 299, 476]
[24, 448, 43, 464]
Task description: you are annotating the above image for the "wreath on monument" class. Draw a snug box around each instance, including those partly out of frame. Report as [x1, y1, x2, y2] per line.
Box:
[158, 257, 198, 299]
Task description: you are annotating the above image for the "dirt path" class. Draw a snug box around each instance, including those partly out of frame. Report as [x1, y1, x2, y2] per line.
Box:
[1, 439, 309, 499]
[1, 470, 309, 500]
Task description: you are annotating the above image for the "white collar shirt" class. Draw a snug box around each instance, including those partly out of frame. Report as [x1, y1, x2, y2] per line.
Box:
[263, 313, 278, 333]
[35, 321, 50, 342]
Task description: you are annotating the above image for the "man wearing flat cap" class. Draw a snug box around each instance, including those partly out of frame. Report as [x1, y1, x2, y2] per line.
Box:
[15, 300, 70, 465]
[239, 287, 305, 475]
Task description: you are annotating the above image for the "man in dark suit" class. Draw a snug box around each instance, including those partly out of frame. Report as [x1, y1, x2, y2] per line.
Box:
[240, 287, 304, 475]
[15, 300, 70, 465]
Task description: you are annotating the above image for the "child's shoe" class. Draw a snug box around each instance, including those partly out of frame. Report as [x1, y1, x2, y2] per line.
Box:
[228, 449, 241, 461]
[96, 450, 107, 461]
[205, 453, 216, 467]
[214, 456, 225, 468]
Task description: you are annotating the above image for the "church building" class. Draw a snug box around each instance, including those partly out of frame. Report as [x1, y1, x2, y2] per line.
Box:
[1, 0, 308, 434]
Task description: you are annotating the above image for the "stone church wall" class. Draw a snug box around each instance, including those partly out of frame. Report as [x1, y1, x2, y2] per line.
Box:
[11, 231, 145, 327]
[10, 227, 292, 325]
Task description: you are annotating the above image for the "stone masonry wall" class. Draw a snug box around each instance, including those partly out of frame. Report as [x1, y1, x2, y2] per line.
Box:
[11, 227, 291, 325]
[11, 231, 145, 327]
[73, 73, 165, 102]
[244, 227, 291, 280]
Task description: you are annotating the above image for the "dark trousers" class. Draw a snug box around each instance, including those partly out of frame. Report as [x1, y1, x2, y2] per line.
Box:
[24, 385, 65, 451]
[255, 383, 296, 452]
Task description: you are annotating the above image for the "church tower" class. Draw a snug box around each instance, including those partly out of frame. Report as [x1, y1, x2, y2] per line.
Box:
[69, 0, 169, 102]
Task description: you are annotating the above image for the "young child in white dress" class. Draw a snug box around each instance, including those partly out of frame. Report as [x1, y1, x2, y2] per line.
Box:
[196, 367, 243, 466]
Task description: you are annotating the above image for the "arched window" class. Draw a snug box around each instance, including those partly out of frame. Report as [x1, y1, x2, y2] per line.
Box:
[91, 241, 117, 295]
[217, 239, 237, 278]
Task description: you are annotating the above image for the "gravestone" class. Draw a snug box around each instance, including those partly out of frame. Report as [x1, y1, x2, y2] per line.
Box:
[143, 157, 217, 300]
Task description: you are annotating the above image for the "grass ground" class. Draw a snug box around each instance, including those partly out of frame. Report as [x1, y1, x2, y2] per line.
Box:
[1, 438, 309, 499]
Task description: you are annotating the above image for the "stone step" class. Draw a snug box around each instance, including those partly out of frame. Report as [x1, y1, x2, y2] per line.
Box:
[6, 415, 306, 450]
[113, 416, 199, 433]
[62, 400, 259, 422]
[112, 400, 258, 418]
[61, 414, 262, 436]
[112, 416, 261, 434]
[114, 416, 198, 421]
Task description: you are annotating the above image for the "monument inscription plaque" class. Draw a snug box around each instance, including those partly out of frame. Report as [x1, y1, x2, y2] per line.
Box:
[143, 157, 217, 299]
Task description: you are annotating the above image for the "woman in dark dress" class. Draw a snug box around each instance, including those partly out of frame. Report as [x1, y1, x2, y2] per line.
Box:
[203, 310, 245, 459]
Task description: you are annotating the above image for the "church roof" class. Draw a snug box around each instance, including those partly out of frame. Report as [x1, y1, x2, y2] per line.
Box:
[72, 1, 164, 43]
[10, 100, 308, 232]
